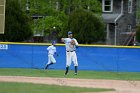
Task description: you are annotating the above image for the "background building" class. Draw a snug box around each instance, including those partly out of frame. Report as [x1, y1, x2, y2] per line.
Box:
[102, 0, 137, 45]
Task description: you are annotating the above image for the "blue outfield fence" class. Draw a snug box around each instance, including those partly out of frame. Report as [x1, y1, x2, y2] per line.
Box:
[0, 42, 140, 72]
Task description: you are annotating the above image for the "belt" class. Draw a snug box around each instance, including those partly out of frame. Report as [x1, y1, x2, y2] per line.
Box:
[67, 51, 75, 52]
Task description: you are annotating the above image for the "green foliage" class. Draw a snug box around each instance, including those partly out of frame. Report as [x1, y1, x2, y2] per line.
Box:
[80, 0, 102, 13]
[29, 0, 51, 15]
[33, 11, 68, 41]
[0, 68, 140, 81]
[25, 0, 103, 43]
[1, 0, 103, 43]
[136, 25, 140, 42]
[0, 0, 33, 42]
[67, 9, 105, 44]
[56, 0, 102, 15]
[23, 0, 69, 41]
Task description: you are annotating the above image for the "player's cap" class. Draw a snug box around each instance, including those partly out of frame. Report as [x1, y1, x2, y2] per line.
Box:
[52, 41, 56, 45]
[68, 31, 72, 35]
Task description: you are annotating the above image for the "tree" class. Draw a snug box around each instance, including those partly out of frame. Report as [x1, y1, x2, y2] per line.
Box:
[66, 9, 105, 44]
[57, 0, 102, 15]
[0, 0, 33, 42]
[32, 11, 68, 42]
[15, 0, 103, 43]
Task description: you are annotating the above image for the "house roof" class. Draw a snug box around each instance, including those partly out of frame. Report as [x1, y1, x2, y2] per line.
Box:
[102, 14, 121, 23]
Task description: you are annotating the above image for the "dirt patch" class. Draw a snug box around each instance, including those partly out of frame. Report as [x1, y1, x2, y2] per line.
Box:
[0, 76, 140, 93]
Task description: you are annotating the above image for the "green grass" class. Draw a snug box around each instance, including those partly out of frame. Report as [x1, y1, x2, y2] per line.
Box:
[0, 68, 140, 81]
[1, 68, 140, 93]
[0, 82, 114, 93]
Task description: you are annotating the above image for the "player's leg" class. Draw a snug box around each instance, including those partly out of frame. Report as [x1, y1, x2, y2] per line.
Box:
[65, 52, 72, 75]
[50, 55, 56, 64]
[44, 55, 51, 69]
[46, 55, 56, 69]
[45, 54, 56, 69]
[72, 52, 78, 75]
[65, 66, 69, 75]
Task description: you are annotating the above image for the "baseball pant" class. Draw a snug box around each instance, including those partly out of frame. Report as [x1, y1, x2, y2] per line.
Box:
[66, 51, 78, 67]
[47, 54, 56, 64]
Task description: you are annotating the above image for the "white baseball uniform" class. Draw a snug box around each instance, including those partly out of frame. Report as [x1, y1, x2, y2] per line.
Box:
[63, 38, 78, 67]
[47, 45, 56, 64]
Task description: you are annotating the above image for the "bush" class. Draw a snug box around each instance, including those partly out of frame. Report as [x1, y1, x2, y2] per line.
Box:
[67, 9, 105, 44]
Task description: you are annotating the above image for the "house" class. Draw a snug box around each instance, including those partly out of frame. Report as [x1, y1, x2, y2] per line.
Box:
[102, 0, 137, 45]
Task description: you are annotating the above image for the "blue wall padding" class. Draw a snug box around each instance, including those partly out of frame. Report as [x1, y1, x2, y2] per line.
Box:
[0, 43, 140, 72]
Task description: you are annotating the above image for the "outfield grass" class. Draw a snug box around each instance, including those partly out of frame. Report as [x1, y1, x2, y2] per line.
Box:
[0, 68, 140, 81]
[1, 68, 140, 93]
[0, 82, 114, 93]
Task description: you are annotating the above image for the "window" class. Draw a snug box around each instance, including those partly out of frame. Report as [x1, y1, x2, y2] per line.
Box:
[102, 0, 113, 12]
[128, 0, 132, 13]
[127, 25, 132, 32]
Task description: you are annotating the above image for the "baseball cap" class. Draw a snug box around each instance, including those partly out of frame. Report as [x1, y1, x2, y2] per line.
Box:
[52, 41, 56, 45]
[68, 31, 72, 35]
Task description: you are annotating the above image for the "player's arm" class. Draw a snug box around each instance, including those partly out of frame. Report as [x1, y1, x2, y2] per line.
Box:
[54, 48, 58, 56]
[75, 39, 78, 46]
[54, 52, 59, 56]
[61, 38, 65, 42]
[74, 39, 78, 48]
[47, 46, 50, 51]
[61, 38, 67, 43]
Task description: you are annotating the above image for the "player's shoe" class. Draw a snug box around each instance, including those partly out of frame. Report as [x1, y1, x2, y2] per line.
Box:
[65, 72, 68, 75]
[65, 72, 69, 75]
[44, 65, 49, 70]
[74, 73, 77, 75]
[65, 67, 69, 75]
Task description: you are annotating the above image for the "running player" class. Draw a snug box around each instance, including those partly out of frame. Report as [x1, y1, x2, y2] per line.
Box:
[44, 41, 58, 69]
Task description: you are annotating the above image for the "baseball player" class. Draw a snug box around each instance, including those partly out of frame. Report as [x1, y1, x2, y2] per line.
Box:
[61, 31, 78, 75]
[44, 41, 58, 70]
